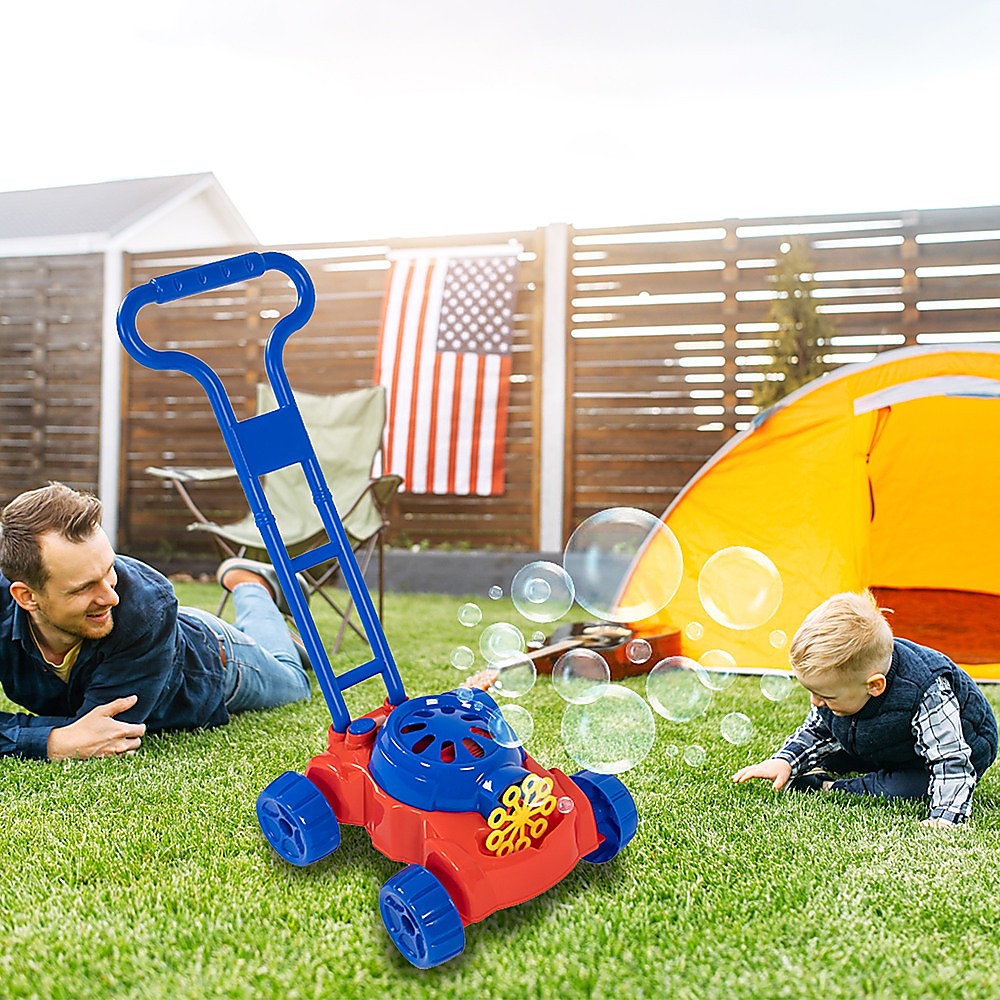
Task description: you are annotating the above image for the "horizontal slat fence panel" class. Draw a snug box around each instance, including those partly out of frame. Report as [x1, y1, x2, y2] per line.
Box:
[0, 254, 103, 503]
[567, 206, 1000, 531]
[120, 233, 542, 561]
[4, 205, 997, 568]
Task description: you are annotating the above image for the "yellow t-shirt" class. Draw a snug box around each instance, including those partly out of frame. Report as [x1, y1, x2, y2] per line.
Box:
[30, 625, 82, 684]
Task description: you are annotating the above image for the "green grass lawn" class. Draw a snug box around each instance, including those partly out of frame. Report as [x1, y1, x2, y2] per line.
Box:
[3, 584, 1000, 999]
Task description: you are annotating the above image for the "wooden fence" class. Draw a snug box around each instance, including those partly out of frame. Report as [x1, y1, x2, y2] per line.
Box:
[0, 254, 104, 492]
[2, 205, 999, 566]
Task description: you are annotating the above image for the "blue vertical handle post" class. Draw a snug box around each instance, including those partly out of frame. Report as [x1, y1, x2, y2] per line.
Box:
[116, 251, 406, 731]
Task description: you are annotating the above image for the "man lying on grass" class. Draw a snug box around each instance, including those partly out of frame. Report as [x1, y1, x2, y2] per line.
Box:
[733, 591, 997, 827]
[0, 482, 311, 761]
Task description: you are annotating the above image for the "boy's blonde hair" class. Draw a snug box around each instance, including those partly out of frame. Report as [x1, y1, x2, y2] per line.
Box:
[789, 590, 893, 679]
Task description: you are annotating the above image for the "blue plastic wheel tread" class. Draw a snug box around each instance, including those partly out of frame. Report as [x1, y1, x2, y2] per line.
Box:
[256, 770, 341, 866]
[379, 864, 465, 969]
[572, 769, 638, 863]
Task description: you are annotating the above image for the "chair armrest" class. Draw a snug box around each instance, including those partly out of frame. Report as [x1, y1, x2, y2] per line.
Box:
[146, 466, 238, 483]
[371, 474, 403, 508]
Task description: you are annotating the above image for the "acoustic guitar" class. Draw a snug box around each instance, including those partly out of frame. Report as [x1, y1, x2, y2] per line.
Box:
[465, 621, 681, 691]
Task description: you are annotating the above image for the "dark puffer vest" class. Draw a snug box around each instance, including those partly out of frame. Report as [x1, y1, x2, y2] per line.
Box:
[817, 638, 998, 776]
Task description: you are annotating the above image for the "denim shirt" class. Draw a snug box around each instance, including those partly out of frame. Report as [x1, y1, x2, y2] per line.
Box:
[0, 555, 229, 759]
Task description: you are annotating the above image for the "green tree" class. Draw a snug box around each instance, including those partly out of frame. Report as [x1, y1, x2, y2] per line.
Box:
[752, 241, 836, 410]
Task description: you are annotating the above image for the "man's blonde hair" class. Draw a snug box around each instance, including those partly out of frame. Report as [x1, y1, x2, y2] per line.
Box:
[789, 590, 893, 679]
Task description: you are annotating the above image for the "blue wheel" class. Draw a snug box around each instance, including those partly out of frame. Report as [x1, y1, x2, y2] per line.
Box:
[379, 865, 465, 969]
[256, 771, 340, 867]
[572, 769, 638, 863]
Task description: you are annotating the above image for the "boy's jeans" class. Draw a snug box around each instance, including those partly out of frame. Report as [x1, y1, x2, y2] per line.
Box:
[182, 582, 311, 714]
[824, 749, 930, 800]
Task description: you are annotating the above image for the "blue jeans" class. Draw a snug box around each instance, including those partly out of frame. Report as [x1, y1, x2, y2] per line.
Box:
[824, 750, 930, 802]
[182, 582, 311, 714]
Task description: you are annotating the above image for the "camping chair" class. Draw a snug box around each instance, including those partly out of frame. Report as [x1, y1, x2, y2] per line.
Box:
[146, 383, 402, 653]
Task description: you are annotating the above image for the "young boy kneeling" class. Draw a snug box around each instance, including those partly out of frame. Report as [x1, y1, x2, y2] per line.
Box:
[732, 591, 997, 827]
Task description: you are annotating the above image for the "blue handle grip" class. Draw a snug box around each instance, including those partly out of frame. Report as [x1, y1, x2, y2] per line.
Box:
[150, 252, 266, 303]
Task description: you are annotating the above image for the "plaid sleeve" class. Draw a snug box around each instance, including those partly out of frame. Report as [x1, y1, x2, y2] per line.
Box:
[773, 706, 842, 776]
[913, 676, 977, 824]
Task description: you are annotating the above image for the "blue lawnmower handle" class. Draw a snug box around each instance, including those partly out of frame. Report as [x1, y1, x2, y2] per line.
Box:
[117, 251, 406, 731]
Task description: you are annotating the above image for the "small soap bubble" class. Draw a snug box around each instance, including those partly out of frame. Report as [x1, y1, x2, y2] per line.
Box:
[488, 585, 504, 600]
[454, 686, 475, 705]
[489, 704, 534, 747]
[685, 621, 705, 641]
[696, 649, 738, 691]
[561, 685, 656, 774]
[720, 712, 755, 745]
[563, 507, 683, 622]
[531, 630, 546, 644]
[760, 672, 796, 701]
[479, 622, 526, 664]
[492, 653, 537, 699]
[697, 546, 783, 630]
[665, 744, 679, 758]
[510, 561, 575, 623]
[557, 796, 575, 814]
[769, 629, 787, 649]
[626, 638, 652, 664]
[449, 645, 475, 670]
[683, 744, 707, 767]
[646, 656, 712, 722]
[552, 648, 611, 704]
[457, 602, 483, 627]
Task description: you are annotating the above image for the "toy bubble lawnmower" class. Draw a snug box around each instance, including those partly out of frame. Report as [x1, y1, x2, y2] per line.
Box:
[117, 251, 638, 969]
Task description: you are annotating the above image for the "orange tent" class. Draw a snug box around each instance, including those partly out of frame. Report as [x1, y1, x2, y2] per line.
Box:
[621, 345, 1000, 681]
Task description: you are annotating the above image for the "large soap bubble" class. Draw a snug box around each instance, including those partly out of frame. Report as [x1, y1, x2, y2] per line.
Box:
[491, 653, 537, 699]
[510, 560, 575, 623]
[645, 656, 712, 722]
[760, 672, 796, 702]
[563, 507, 683, 623]
[552, 648, 611, 704]
[697, 546, 782, 630]
[561, 685, 656, 774]
[479, 622, 526, 664]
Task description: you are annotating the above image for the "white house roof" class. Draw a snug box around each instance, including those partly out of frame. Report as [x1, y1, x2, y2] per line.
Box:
[0, 173, 258, 255]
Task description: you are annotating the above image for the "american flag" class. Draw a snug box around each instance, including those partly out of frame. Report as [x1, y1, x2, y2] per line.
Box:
[375, 247, 520, 496]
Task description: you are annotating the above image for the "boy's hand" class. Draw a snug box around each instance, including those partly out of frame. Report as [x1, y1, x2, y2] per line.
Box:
[47, 695, 146, 761]
[732, 759, 793, 790]
[920, 817, 959, 829]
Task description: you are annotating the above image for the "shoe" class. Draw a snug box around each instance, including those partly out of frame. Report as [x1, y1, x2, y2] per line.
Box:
[788, 770, 834, 793]
[216, 558, 310, 617]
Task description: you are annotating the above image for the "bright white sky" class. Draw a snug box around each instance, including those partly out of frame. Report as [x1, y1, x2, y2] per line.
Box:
[4, 0, 1000, 245]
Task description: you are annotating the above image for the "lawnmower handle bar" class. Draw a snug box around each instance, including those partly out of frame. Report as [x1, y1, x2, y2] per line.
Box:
[116, 251, 406, 731]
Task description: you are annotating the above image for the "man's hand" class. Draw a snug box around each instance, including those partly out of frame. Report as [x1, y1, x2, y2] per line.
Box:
[732, 758, 793, 790]
[47, 695, 146, 761]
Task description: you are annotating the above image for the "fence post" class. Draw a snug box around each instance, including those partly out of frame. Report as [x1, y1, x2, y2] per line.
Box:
[539, 222, 570, 551]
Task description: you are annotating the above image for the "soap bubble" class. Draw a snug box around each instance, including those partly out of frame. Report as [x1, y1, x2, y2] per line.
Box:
[457, 602, 483, 627]
[696, 649, 738, 691]
[449, 645, 475, 670]
[697, 547, 782, 630]
[488, 585, 504, 600]
[563, 507, 683, 623]
[683, 744, 707, 767]
[479, 622, 526, 664]
[491, 653, 537, 699]
[510, 561, 575, 623]
[769, 629, 788, 649]
[489, 704, 534, 747]
[685, 621, 705, 641]
[557, 796, 575, 814]
[760, 672, 796, 702]
[720, 712, 755, 745]
[665, 744, 679, 758]
[552, 648, 611, 704]
[626, 638, 652, 664]
[646, 656, 712, 722]
[561, 685, 656, 774]
[530, 630, 546, 645]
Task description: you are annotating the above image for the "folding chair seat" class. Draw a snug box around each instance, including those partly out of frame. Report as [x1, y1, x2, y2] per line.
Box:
[147, 384, 401, 653]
